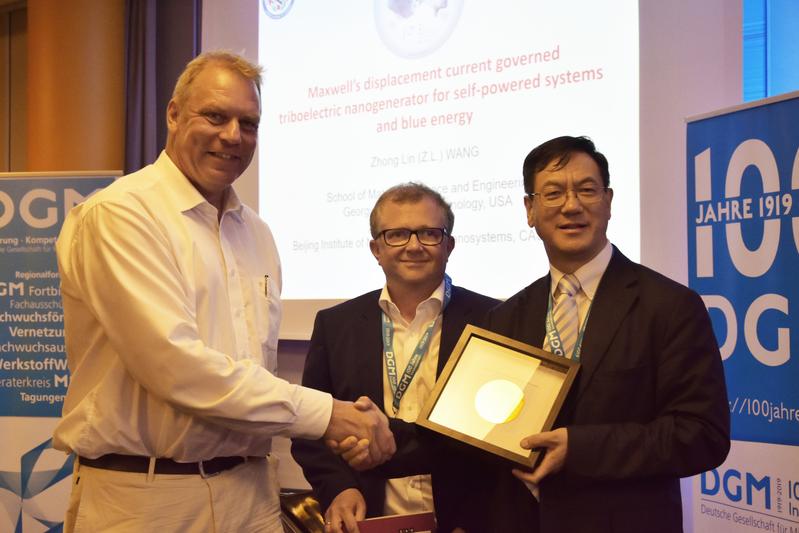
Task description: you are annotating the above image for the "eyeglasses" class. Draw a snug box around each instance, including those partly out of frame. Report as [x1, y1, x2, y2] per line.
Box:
[527, 186, 609, 207]
[378, 227, 448, 247]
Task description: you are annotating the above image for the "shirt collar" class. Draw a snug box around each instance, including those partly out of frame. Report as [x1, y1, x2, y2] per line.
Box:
[157, 151, 245, 219]
[378, 278, 446, 324]
[549, 240, 613, 300]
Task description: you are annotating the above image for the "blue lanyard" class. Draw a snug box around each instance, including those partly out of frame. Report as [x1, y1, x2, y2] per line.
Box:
[382, 275, 452, 414]
[545, 290, 591, 361]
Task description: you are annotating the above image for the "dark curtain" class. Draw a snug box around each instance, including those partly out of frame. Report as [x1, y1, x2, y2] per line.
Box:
[124, 0, 201, 174]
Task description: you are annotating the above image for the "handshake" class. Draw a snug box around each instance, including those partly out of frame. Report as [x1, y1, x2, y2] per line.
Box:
[323, 397, 396, 471]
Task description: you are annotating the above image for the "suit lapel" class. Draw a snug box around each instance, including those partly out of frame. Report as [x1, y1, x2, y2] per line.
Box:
[493, 277, 549, 348]
[520, 279, 549, 347]
[439, 287, 468, 376]
[359, 294, 386, 404]
[573, 248, 638, 400]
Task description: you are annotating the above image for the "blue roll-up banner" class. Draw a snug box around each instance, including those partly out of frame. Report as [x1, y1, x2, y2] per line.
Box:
[687, 93, 799, 532]
[0, 173, 115, 532]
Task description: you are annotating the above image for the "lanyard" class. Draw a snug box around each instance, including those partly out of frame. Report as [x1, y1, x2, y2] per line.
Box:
[382, 274, 452, 415]
[545, 290, 591, 361]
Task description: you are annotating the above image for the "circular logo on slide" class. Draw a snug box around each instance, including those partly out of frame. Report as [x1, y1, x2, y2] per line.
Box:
[374, 0, 464, 59]
[474, 379, 525, 424]
[262, 0, 294, 19]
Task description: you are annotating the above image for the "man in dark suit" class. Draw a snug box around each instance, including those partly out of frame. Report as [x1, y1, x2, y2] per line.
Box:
[482, 136, 730, 532]
[292, 183, 498, 533]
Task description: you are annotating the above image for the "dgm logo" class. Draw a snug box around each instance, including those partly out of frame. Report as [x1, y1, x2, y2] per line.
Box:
[692, 138, 796, 367]
[702, 467, 771, 509]
[0, 187, 100, 230]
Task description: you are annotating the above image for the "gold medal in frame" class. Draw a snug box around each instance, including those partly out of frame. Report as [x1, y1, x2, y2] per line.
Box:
[417, 325, 580, 467]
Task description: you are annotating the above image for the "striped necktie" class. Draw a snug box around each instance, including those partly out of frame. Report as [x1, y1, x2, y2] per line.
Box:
[552, 274, 580, 358]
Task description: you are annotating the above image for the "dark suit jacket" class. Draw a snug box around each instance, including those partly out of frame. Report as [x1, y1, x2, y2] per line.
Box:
[291, 285, 498, 530]
[480, 247, 730, 533]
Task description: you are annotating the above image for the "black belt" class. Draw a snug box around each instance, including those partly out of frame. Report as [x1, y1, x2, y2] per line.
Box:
[79, 454, 249, 477]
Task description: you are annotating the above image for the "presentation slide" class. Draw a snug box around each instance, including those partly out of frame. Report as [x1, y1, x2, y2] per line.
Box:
[258, 1, 639, 304]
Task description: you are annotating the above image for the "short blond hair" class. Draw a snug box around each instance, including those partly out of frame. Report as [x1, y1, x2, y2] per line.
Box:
[172, 51, 263, 106]
[369, 182, 454, 238]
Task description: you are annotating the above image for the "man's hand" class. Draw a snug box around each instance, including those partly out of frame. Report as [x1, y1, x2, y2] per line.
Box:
[511, 427, 568, 487]
[324, 397, 396, 469]
[327, 397, 395, 471]
[324, 488, 366, 533]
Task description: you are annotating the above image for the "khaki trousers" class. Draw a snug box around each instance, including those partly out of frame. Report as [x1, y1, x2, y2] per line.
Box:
[64, 456, 282, 533]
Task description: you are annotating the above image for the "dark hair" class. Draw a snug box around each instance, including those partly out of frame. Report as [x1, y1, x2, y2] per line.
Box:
[522, 136, 610, 193]
[369, 182, 454, 238]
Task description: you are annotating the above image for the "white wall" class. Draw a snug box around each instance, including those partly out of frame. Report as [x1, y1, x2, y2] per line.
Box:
[639, 1, 741, 281]
[202, 0, 260, 213]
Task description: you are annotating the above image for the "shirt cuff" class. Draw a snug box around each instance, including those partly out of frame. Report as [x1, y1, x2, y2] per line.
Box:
[289, 385, 333, 440]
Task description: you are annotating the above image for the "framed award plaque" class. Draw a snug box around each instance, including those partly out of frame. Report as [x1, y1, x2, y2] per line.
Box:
[417, 325, 580, 467]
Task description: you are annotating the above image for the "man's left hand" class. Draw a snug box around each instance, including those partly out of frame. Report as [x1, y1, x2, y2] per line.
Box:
[511, 427, 568, 486]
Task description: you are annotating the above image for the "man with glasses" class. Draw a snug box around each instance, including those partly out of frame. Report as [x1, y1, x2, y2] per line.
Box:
[480, 136, 730, 532]
[292, 182, 497, 533]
